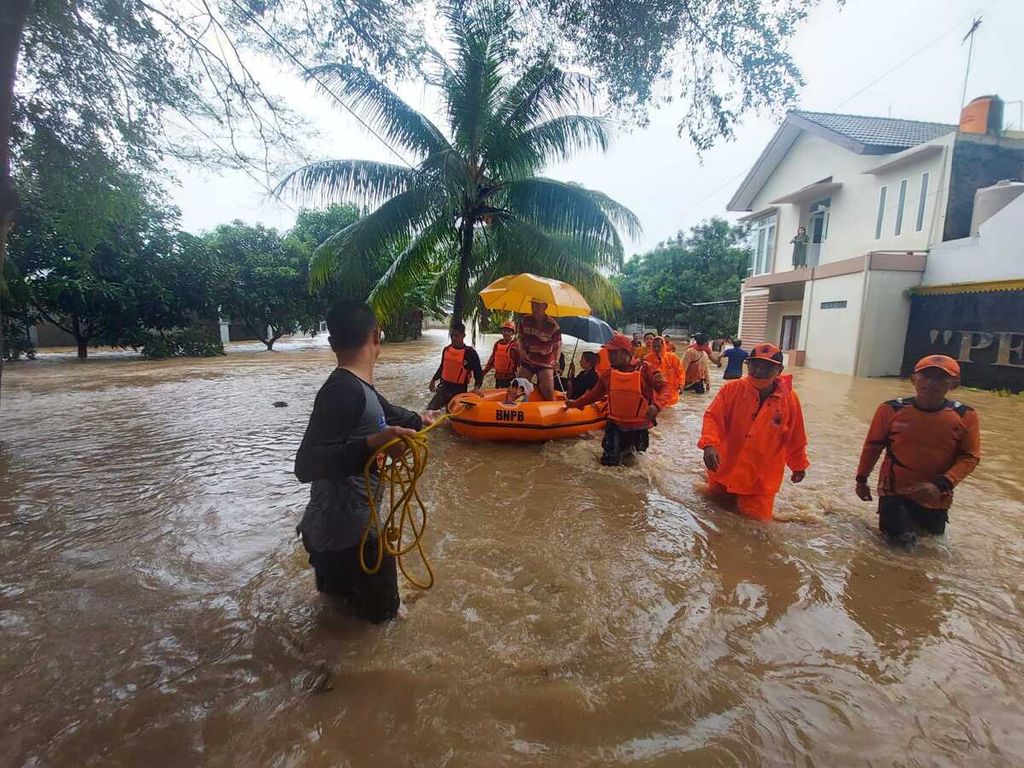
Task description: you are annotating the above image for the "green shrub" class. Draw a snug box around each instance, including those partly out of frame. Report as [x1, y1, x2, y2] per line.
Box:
[141, 328, 224, 359]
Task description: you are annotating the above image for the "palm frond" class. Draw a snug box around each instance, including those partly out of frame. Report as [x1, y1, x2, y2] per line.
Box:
[496, 63, 596, 131]
[368, 214, 457, 322]
[486, 115, 611, 177]
[309, 187, 438, 288]
[306, 63, 449, 158]
[274, 159, 418, 208]
[502, 177, 641, 256]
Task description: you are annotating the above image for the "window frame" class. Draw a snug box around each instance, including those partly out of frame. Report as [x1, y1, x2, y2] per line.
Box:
[915, 172, 930, 232]
[747, 213, 778, 276]
[875, 185, 888, 240]
[894, 178, 908, 236]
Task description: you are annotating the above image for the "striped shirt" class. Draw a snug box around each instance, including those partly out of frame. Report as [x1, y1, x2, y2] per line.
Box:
[516, 315, 562, 368]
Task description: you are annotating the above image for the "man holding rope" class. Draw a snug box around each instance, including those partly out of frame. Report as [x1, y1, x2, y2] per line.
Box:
[294, 300, 437, 623]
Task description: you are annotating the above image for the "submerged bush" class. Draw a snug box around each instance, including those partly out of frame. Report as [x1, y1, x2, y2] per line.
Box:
[141, 328, 224, 359]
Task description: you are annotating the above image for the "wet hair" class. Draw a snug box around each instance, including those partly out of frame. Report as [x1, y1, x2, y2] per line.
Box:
[694, 333, 709, 346]
[732, 338, 742, 347]
[643, 332, 655, 340]
[327, 300, 378, 352]
[580, 351, 598, 365]
[450, 321, 466, 334]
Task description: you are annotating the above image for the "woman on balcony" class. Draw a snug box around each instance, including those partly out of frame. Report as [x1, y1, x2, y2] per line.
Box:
[790, 226, 810, 268]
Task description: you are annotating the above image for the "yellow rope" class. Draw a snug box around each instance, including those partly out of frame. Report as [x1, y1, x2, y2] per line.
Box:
[359, 414, 450, 589]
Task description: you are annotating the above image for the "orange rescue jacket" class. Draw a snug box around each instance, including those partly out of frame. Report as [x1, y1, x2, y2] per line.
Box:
[491, 340, 517, 376]
[698, 375, 809, 496]
[441, 345, 470, 384]
[644, 351, 682, 406]
[855, 397, 981, 509]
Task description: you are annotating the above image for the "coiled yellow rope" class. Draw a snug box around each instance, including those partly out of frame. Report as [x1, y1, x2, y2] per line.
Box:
[359, 415, 449, 589]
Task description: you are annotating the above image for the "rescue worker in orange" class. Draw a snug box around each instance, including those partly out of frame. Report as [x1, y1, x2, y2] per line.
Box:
[855, 354, 981, 545]
[663, 334, 678, 353]
[566, 333, 669, 466]
[679, 333, 712, 395]
[481, 320, 519, 388]
[698, 343, 809, 521]
[644, 336, 683, 407]
[428, 321, 483, 410]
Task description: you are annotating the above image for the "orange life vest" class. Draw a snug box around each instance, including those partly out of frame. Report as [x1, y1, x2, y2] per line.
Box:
[607, 367, 649, 429]
[493, 340, 515, 376]
[441, 345, 469, 384]
[596, 347, 611, 374]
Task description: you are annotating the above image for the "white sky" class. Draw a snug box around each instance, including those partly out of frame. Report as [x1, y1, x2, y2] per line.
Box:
[170, 0, 1023, 255]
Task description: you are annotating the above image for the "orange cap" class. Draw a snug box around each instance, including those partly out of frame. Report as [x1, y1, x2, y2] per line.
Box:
[747, 342, 784, 366]
[500, 320, 515, 331]
[914, 354, 960, 377]
[603, 333, 634, 353]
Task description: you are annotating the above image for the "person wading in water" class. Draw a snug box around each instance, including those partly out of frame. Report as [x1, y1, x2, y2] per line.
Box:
[566, 333, 668, 466]
[516, 300, 562, 401]
[294, 300, 437, 623]
[698, 343, 809, 521]
[855, 354, 981, 545]
[481, 320, 519, 388]
[428, 321, 483, 411]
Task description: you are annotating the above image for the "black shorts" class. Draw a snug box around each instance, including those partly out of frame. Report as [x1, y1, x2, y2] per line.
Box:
[878, 496, 948, 537]
[684, 381, 707, 394]
[427, 381, 468, 411]
[302, 534, 399, 623]
[495, 376, 514, 388]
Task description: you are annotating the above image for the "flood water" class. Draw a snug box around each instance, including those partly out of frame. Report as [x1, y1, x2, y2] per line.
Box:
[2, 331, 1023, 766]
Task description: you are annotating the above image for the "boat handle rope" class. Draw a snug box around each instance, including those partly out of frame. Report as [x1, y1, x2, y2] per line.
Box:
[359, 414, 450, 589]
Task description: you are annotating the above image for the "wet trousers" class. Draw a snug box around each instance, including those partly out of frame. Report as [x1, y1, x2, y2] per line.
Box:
[601, 422, 650, 466]
[878, 496, 947, 538]
[427, 381, 468, 411]
[302, 534, 400, 623]
[707, 478, 776, 521]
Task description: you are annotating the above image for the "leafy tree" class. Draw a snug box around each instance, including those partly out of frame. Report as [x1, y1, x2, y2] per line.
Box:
[7, 133, 199, 358]
[207, 221, 320, 350]
[276, 1, 639, 325]
[615, 218, 749, 339]
[526, 0, 825, 150]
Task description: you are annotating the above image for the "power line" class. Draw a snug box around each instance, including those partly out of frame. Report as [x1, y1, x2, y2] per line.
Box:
[224, 0, 417, 171]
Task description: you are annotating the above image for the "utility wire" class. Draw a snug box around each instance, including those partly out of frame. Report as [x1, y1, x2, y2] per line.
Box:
[225, 0, 418, 171]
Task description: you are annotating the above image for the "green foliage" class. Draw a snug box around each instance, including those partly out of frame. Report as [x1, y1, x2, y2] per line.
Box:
[206, 220, 321, 350]
[517, 0, 826, 151]
[614, 218, 749, 339]
[141, 328, 225, 359]
[276, 0, 638, 325]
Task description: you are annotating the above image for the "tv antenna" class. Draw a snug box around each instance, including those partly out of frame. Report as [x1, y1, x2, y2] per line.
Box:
[960, 17, 982, 110]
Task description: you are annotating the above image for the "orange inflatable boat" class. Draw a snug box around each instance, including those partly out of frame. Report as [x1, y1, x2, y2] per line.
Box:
[447, 389, 606, 442]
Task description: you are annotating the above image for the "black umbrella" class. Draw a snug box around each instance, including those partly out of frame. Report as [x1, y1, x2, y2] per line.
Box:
[556, 315, 614, 344]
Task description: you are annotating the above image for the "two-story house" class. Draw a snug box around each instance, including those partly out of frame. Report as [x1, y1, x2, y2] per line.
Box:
[728, 110, 962, 377]
[729, 102, 1024, 382]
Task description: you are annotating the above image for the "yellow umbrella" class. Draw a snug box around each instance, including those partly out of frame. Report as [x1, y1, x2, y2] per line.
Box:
[478, 273, 591, 318]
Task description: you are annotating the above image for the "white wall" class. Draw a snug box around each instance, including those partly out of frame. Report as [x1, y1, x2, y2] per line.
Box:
[766, 300, 804, 348]
[855, 270, 923, 377]
[804, 272, 867, 375]
[922, 194, 1024, 286]
[747, 132, 953, 273]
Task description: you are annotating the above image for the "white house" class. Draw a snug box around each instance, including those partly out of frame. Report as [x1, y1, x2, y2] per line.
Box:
[727, 104, 1024, 380]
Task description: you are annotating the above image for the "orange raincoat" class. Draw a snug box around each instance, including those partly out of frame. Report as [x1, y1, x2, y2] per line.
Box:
[697, 375, 810, 520]
[644, 349, 683, 407]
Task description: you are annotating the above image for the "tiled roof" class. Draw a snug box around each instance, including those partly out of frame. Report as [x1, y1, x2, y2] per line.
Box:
[792, 110, 956, 151]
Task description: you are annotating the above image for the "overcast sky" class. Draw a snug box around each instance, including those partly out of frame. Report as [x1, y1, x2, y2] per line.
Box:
[169, 0, 1023, 255]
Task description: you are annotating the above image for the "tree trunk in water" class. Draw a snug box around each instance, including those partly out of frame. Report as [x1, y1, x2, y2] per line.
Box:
[0, 0, 34, 406]
[449, 217, 476, 325]
[76, 341, 87, 359]
[72, 316, 87, 359]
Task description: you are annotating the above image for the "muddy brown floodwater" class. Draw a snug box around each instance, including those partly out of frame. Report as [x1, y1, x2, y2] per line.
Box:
[1, 331, 1023, 766]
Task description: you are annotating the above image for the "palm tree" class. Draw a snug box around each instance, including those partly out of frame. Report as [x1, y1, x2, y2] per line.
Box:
[275, 1, 640, 325]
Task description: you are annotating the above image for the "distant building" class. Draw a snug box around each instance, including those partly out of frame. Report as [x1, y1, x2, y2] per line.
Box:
[727, 96, 1024, 388]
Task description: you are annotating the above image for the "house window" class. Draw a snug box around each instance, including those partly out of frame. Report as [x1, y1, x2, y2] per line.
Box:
[916, 172, 930, 232]
[875, 186, 887, 240]
[820, 300, 847, 309]
[894, 178, 908, 236]
[747, 213, 777, 276]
